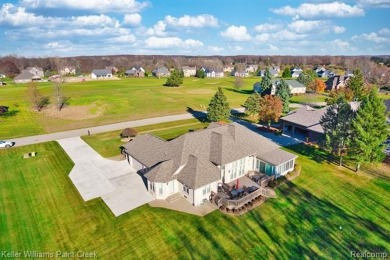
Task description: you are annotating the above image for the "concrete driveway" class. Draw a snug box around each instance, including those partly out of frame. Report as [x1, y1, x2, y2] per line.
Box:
[57, 137, 153, 217]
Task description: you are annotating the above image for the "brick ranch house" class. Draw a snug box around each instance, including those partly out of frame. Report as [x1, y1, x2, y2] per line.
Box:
[122, 122, 297, 206]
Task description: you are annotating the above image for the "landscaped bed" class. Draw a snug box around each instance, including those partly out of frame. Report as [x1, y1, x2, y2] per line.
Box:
[1, 142, 389, 258]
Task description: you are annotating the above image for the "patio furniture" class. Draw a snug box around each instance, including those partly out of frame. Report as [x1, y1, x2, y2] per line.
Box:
[217, 183, 223, 192]
[230, 189, 239, 198]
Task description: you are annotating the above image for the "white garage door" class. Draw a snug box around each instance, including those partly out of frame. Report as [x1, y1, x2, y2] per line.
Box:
[130, 156, 144, 172]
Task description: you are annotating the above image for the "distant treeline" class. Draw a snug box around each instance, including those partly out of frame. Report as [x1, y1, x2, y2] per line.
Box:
[0, 54, 385, 77]
[370, 56, 390, 67]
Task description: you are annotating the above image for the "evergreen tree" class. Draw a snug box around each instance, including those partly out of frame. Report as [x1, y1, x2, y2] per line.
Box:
[349, 90, 389, 171]
[260, 68, 272, 93]
[282, 67, 291, 78]
[243, 92, 262, 117]
[165, 69, 183, 87]
[195, 69, 205, 78]
[320, 96, 355, 166]
[347, 69, 365, 101]
[275, 79, 291, 113]
[207, 87, 231, 122]
[297, 70, 317, 87]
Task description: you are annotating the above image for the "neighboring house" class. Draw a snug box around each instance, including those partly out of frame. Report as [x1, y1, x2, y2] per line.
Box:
[122, 122, 297, 206]
[182, 66, 197, 77]
[14, 70, 35, 83]
[26, 67, 44, 78]
[152, 67, 170, 78]
[0, 73, 5, 78]
[232, 70, 249, 77]
[223, 65, 234, 73]
[280, 102, 360, 142]
[253, 79, 306, 95]
[318, 70, 336, 78]
[291, 68, 303, 78]
[91, 69, 113, 79]
[325, 75, 350, 91]
[258, 66, 280, 77]
[59, 66, 76, 75]
[125, 67, 145, 78]
[246, 64, 258, 73]
[202, 68, 224, 78]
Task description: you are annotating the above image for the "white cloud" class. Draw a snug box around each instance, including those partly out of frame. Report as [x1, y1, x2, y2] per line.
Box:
[208, 46, 223, 52]
[221, 25, 251, 41]
[71, 15, 118, 27]
[255, 33, 270, 43]
[288, 20, 327, 33]
[352, 28, 390, 44]
[0, 3, 46, 26]
[267, 44, 279, 51]
[272, 2, 364, 18]
[108, 34, 136, 43]
[330, 39, 351, 50]
[21, 0, 149, 13]
[357, 0, 390, 8]
[164, 14, 218, 28]
[123, 13, 142, 26]
[333, 26, 346, 34]
[254, 23, 282, 33]
[234, 46, 243, 51]
[273, 29, 306, 41]
[145, 36, 203, 49]
[146, 21, 167, 36]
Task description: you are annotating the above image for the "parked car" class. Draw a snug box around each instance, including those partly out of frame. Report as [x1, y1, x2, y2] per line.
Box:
[0, 140, 14, 148]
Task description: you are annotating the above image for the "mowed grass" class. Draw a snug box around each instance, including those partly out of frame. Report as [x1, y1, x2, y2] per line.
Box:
[0, 77, 257, 139]
[1, 142, 389, 258]
[290, 93, 328, 104]
[81, 119, 209, 157]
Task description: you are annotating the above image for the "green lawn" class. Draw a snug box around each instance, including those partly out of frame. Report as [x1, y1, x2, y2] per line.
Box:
[0, 77, 258, 139]
[81, 119, 209, 157]
[290, 93, 328, 104]
[1, 142, 389, 258]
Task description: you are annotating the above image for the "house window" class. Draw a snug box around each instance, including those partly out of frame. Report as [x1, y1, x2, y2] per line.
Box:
[183, 185, 189, 194]
[202, 184, 210, 195]
[159, 184, 163, 195]
[149, 182, 155, 192]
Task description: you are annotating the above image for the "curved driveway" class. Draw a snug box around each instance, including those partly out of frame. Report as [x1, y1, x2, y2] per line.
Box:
[57, 137, 153, 217]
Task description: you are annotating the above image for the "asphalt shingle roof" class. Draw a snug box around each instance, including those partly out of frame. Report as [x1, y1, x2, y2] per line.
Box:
[123, 123, 296, 189]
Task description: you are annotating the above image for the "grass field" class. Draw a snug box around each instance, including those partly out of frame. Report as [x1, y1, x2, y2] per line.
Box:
[0, 142, 389, 258]
[81, 119, 209, 157]
[0, 77, 257, 139]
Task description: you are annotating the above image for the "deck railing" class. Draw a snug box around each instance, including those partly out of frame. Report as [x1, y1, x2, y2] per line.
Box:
[219, 187, 267, 209]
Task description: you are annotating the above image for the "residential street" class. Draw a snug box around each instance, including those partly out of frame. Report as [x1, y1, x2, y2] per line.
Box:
[10, 113, 198, 147]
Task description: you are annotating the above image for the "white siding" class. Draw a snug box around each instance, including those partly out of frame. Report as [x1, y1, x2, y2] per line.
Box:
[149, 180, 179, 200]
[193, 181, 218, 206]
[222, 156, 252, 183]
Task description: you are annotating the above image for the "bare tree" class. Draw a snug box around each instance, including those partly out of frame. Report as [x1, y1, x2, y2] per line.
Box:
[53, 77, 68, 111]
[26, 82, 49, 111]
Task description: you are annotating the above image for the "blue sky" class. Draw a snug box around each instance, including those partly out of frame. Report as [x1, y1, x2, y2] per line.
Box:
[0, 0, 389, 57]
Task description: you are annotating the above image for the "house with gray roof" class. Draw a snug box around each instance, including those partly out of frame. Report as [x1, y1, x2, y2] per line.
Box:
[253, 79, 306, 95]
[14, 70, 35, 83]
[152, 67, 170, 78]
[125, 67, 145, 78]
[182, 66, 197, 77]
[122, 122, 297, 206]
[26, 67, 44, 78]
[91, 69, 112, 79]
[280, 102, 360, 142]
[325, 75, 350, 91]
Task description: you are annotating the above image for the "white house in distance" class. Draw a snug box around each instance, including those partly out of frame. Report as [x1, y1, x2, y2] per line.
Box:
[253, 79, 306, 95]
[91, 69, 113, 79]
[182, 66, 197, 77]
[26, 67, 44, 78]
[59, 66, 76, 75]
[122, 122, 297, 206]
